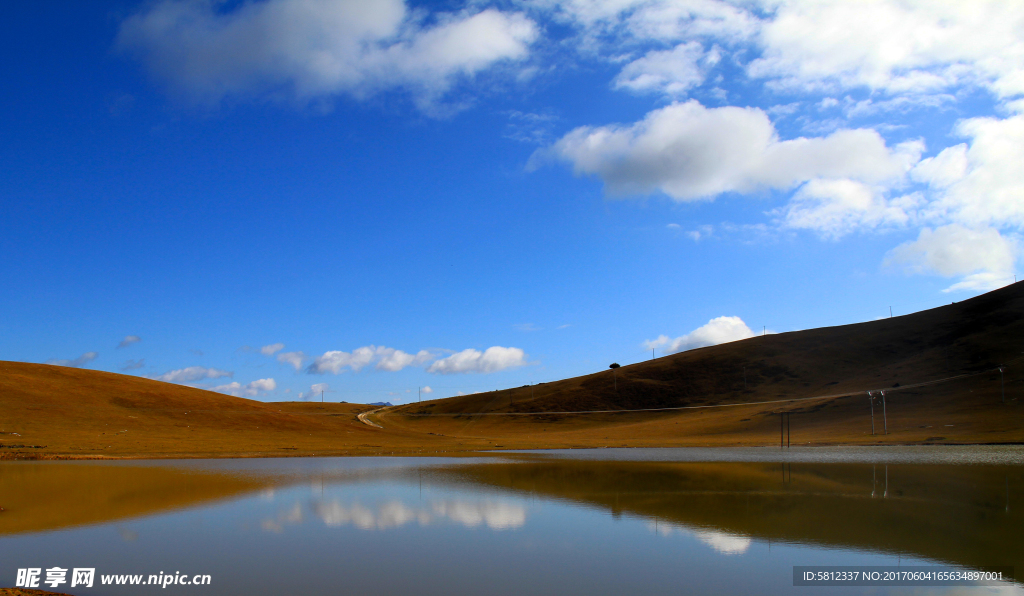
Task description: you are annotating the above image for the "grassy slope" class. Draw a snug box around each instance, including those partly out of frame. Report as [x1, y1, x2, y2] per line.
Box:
[2, 282, 1023, 457]
[0, 365, 481, 458]
[382, 281, 1024, 447]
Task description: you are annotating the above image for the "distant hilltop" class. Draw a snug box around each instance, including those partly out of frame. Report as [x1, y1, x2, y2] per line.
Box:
[368, 402, 393, 407]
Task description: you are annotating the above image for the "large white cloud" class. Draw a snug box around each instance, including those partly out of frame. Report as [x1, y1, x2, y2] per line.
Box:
[308, 345, 432, 374]
[749, 1, 1024, 97]
[212, 378, 277, 398]
[885, 225, 1017, 292]
[915, 113, 1024, 229]
[117, 0, 537, 107]
[550, 1, 1024, 99]
[426, 346, 528, 374]
[644, 316, 755, 354]
[156, 366, 233, 383]
[536, 100, 920, 200]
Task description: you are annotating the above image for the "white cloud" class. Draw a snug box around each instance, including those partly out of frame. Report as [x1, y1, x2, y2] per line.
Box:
[916, 113, 1024, 229]
[308, 345, 432, 374]
[749, 1, 1024, 98]
[212, 378, 277, 398]
[46, 352, 99, 368]
[421, 386, 433, 394]
[885, 225, 1017, 292]
[613, 41, 706, 95]
[117, 335, 141, 348]
[780, 179, 920, 239]
[156, 366, 233, 383]
[426, 346, 528, 374]
[546, 0, 759, 47]
[644, 316, 755, 354]
[260, 343, 285, 356]
[117, 0, 537, 109]
[376, 347, 433, 372]
[535, 100, 921, 201]
[297, 382, 330, 401]
[277, 351, 307, 371]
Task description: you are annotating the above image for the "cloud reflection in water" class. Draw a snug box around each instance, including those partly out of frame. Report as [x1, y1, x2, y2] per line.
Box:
[263, 499, 526, 533]
[648, 521, 752, 555]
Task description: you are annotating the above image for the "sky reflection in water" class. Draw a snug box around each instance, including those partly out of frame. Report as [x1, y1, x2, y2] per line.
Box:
[1, 451, 1021, 595]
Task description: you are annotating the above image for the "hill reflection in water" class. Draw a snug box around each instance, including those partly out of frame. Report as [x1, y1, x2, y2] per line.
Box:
[1, 453, 1021, 594]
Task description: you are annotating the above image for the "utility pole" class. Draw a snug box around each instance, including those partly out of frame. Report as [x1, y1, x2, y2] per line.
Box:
[321, 389, 324, 403]
[652, 348, 655, 360]
[881, 390, 888, 434]
[868, 392, 875, 435]
[889, 306, 893, 318]
[418, 387, 421, 402]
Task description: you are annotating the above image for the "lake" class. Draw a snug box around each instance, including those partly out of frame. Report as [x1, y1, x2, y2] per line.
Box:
[2, 447, 1022, 595]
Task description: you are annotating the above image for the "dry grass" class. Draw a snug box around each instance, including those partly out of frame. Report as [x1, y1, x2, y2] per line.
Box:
[1, 282, 1023, 458]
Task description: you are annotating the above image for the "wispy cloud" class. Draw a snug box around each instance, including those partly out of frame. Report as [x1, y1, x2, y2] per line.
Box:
[212, 378, 276, 398]
[260, 343, 285, 356]
[121, 359, 145, 371]
[156, 366, 233, 383]
[117, 335, 141, 348]
[46, 352, 98, 368]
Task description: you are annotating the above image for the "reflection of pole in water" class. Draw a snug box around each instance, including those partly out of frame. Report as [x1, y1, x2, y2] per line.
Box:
[872, 465, 876, 498]
[1007, 476, 1010, 514]
[884, 465, 889, 499]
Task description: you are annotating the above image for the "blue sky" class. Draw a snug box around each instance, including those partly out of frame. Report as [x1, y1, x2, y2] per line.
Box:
[2, 0, 1022, 404]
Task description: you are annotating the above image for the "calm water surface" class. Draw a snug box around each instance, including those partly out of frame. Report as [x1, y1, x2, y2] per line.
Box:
[2, 447, 1022, 595]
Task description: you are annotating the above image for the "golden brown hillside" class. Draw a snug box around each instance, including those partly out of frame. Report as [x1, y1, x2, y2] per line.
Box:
[2, 282, 1023, 458]
[381, 281, 1024, 447]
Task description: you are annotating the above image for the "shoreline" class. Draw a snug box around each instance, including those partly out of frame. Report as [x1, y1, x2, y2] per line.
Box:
[4, 441, 1023, 461]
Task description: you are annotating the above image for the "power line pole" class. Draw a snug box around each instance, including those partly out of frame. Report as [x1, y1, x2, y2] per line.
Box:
[868, 392, 875, 435]
[418, 386, 421, 402]
[881, 390, 888, 434]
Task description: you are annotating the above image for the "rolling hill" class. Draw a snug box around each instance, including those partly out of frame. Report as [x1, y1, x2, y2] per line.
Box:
[2, 282, 1023, 458]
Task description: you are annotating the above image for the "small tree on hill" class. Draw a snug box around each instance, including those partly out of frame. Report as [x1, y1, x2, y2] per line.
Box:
[609, 363, 620, 391]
